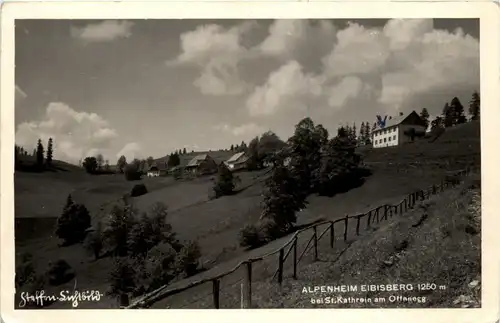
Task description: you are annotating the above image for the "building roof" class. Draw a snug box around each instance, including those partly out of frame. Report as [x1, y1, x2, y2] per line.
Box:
[226, 152, 246, 163]
[186, 154, 209, 167]
[373, 111, 424, 132]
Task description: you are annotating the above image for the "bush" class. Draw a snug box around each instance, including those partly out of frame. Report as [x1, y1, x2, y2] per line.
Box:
[258, 217, 285, 241]
[46, 259, 75, 286]
[140, 242, 178, 292]
[175, 241, 201, 277]
[83, 223, 104, 260]
[213, 163, 235, 198]
[103, 200, 138, 256]
[15, 253, 36, 288]
[108, 257, 137, 306]
[55, 195, 91, 245]
[239, 224, 265, 249]
[124, 163, 142, 181]
[131, 184, 148, 197]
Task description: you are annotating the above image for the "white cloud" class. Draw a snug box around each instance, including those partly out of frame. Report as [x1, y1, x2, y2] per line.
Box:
[246, 60, 324, 116]
[213, 122, 266, 138]
[246, 19, 479, 124]
[259, 20, 336, 59]
[116, 142, 142, 162]
[168, 22, 256, 95]
[15, 102, 119, 164]
[71, 20, 134, 42]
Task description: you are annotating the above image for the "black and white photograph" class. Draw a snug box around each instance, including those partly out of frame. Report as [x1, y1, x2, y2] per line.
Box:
[2, 2, 498, 319]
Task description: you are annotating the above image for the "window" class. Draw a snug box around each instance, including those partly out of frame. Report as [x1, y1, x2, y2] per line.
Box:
[374, 140, 377, 144]
[388, 137, 391, 141]
[393, 135, 396, 140]
[383, 138, 387, 143]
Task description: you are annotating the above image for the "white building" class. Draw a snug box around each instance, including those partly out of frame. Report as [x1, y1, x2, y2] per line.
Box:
[372, 111, 427, 149]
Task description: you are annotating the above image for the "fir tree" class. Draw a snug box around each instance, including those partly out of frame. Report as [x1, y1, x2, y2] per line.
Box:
[46, 138, 54, 166]
[449, 97, 466, 125]
[442, 103, 454, 128]
[469, 91, 480, 121]
[420, 108, 430, 129]
[36, 139, 44, 168]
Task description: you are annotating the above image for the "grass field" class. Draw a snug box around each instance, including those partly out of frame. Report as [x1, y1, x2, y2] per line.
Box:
[14, 121, 480, 309]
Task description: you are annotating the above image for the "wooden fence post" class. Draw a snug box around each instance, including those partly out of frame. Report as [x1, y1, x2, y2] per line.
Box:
[432, 184, 436, 195]
[212, 279, 220, 309]
[356, 214, 361, 235]
[384, 205, 388, 220]
[243, 261, 252, 308]
[344, 215, 349, 241]
[313, 226, 318, 261]
[329, 222, 334, 248]
[278, 248, 284, 285]
[394, 205, 398, 216]
[367, 211, 371, 229]
[293, 238, 298, 279]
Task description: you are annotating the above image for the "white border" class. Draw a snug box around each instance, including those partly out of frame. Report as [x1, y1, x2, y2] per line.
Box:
[1, 2, 499, 323]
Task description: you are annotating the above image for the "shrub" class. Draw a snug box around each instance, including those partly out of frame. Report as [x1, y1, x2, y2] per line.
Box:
[83, 223, 104, 260]
[213, 163, 235, 198]
[238, 224, 264, 249]
[131, 184, 148, 197]
[15, 253, 36, 288]
[102, 199, 138, 256]
[175, 241, 201, 277]
[46, 259, 75, 286]
[139, 242, 178, 292]
[124, 163, 142, 181]
[258, 218, 285, 241]
[108, 257, 137, 306]
[55, 195, 91, 245]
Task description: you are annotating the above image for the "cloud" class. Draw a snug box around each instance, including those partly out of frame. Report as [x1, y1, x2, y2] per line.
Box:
[168, 22, 257, 95]
[213, 122, 266, 137]
[15, 102, 119, 164]
[71, 20, 134, 42]
[116, 142, 142, 161]
[246, 60, 324, 117]
[246, 19, 479, 125]
[259, 20, 336, 63]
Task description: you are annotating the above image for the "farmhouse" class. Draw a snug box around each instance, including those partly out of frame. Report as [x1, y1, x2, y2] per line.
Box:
[372, 111, 427, 149]
[224, 152, 249, 171]
[185, 154, 218, 175]
[147, 162, 168, 177]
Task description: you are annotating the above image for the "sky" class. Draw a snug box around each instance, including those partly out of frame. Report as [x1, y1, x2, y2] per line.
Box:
[15, 19, 479, 164]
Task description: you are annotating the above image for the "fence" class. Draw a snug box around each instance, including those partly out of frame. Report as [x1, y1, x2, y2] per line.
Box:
[127, 166, 474, 309]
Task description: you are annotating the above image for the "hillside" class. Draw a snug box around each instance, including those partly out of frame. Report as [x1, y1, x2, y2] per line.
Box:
[14, 121, 481, 309]
[361, 121, 480, 172]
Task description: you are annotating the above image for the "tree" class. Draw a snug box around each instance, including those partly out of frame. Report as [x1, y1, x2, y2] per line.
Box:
[430, 116, 444, 132]
[442, 103, 454, 128]
[230, 144, 234, 151]
[104, 160, 110, 171]
[36, 139, 44, 168]
[96, 154, 104, 171]
[420, 108, 430, 129]
[82, 157, 98, 174]
[147, 156, 154, 167]
[103, 198, 138, 256]
[449, 97, 466, 125]
[247, 136, 261, 171]
[213, 162, 235, 198]
[117, 155, 127, 173]
[287, 118, 328, 198]
[258, 131, 286, 164]
[124, 162, 142, 181]
[55, 194, 91, 245]
[313, 127, 362, 196]
[260, 161, 306, 235]
[167, 153, 180, 168]
[469, 91, 480, 121]
[182, 148, 187, 155]
[46, 138, 54, 166]
[108, 257, 137, 307]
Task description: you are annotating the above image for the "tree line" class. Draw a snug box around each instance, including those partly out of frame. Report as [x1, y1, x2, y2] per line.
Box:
[15, 137, 54, 171]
